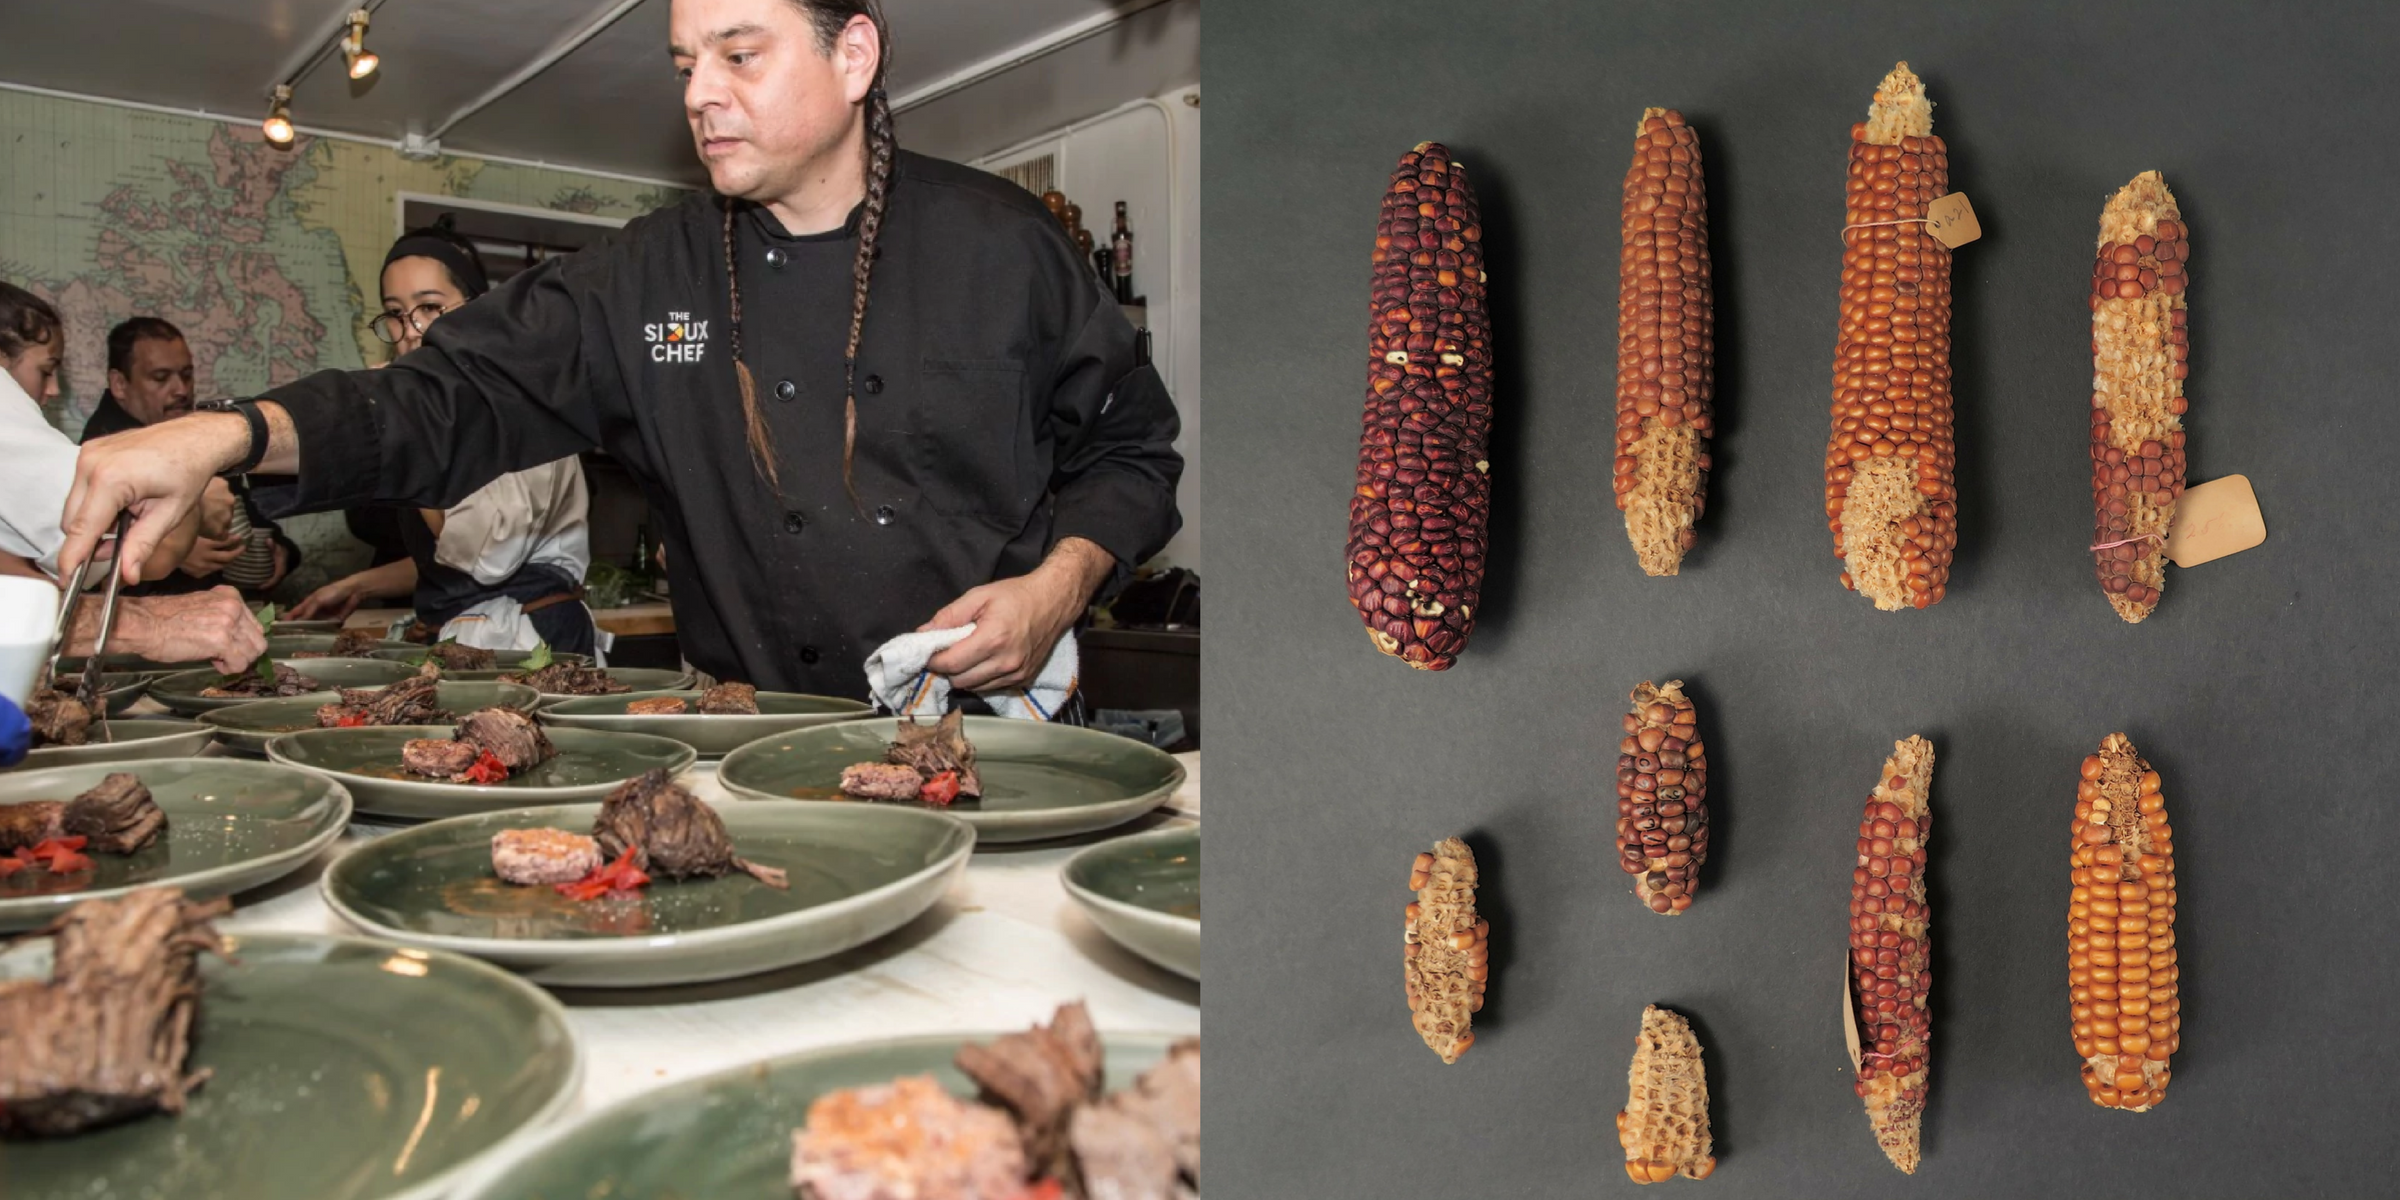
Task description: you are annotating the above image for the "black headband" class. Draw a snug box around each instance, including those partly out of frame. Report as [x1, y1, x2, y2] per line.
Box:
[383, 234, 489, 299]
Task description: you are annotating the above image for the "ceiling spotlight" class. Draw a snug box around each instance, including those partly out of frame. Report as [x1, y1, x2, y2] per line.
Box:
[261, 84, 295, 146]
[342, 9, 379, 79]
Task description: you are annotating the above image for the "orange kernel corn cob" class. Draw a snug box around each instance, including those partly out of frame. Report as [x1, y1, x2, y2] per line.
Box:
[1615, 108, 1716, 576]
[1404, 837, 1486, 1063]
[2090, 171, 2191, 622]
[1617, 1004, 1716, 1184]
[1826, 62, 1958, 611]
[2070, 733, 2181, 1111]
[1847, 735, 1932, 1173]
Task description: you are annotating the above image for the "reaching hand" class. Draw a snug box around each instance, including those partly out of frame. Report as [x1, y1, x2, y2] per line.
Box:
[62, 413, 252, 584]
[288, 576, 367, 621]
[920, 539, 1115, 693]
[180, 535, 246, 579]
[108, 587, 267, 673]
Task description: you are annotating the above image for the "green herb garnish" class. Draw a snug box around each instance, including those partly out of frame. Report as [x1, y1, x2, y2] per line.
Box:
[521, 639, 554, 671]
[253, 602, 277, 629]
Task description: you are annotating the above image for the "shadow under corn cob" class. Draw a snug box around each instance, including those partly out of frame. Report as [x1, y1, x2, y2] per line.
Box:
[1616, 109, 1715, 575]
[1847, 735, 1932, 1173]
[1348, 142, 1492, 671]
[2071, 733, 2181, 1111]
[1403, 837, 1486, 1063]
[1826, 63, 1958, 611]
[2089, 172, 2191, 622]
[1616, 680, 1710, 913]
[1617, 1004, 1716, 1183]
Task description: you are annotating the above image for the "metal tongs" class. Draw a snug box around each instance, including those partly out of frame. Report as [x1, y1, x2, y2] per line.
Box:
[38, 513, 135, 734]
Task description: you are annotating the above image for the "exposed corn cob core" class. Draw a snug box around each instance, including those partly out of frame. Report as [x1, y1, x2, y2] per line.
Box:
[2071, 733, 2181, 1111]
[1616, 108, 1716, 576]
[1349, 142, 1492, 671]
[1404, 837, 1487, 1063]
[1848, 735, 1933, 1174]
[1826, 63, 1957, 611]
[1616, 679, 1710, 913]
[2090, 172, 2191, 623]
[1618, 1004, 1716, 1184]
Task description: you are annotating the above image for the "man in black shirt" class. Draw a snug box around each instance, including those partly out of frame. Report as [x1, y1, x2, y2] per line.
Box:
[59, 0, 1179, 702]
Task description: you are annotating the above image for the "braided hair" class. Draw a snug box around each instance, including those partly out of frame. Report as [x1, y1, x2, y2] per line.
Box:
[727, 0, 895, 506]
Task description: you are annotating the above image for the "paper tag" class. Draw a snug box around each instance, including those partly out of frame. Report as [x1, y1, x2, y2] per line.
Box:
[1842, 958, 1863, 1073]
[2166, 474, 2266, 567]
[1925, 192, 1980, 247]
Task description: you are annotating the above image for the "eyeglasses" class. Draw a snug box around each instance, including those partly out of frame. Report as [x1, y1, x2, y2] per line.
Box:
[370, 301, 453, 344]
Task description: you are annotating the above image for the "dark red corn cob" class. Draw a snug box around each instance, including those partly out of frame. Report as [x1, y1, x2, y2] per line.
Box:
[1348, 142, 1493, 671]
[1849, 735, 1932, 1173]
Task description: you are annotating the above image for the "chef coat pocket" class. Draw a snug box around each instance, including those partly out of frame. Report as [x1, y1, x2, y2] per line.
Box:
[910, 356, 1032, 521]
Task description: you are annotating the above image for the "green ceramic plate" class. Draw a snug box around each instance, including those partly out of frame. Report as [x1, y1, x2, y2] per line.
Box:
[148, 659, 420, 716]
[13, 716, 216, 770]
[33, 670, 156, 717]
[716, 716, 1186, 844]
[270, 634, 417, 658]
[0, 932, 580, 1200]
[435, 665, 693, 708]
[1063, 825, 1201, 980]
[322, 797, 972, 986]
[57, 653, 205, 675]
[265, 617, 344, 633]
[199, 682, 543, 756]
[265, 725, 697, 821]
[451, 1033, 1174, 1200]
[0, 759, 351, 931]
[370, 647, 592, 669]
[540, 689, 874, 756]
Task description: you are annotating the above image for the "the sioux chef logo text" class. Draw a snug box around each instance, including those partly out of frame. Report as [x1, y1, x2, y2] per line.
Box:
[645, 312, 710, 363]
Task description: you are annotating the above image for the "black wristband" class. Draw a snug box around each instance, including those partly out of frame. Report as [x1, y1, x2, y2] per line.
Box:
[197, 399, 270, 476]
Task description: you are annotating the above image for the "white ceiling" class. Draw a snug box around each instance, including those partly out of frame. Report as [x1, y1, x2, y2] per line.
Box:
[0, 0, 1199, 184]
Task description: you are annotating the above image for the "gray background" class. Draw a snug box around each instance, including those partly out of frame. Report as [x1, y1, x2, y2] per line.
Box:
[1200, 1, 2400, 1195]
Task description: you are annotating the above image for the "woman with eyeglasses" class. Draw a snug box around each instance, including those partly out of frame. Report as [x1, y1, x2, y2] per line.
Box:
[287, 227, 600, 657]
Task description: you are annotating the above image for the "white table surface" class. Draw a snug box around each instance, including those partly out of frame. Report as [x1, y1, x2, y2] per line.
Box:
[214, 751, 1201, 1114]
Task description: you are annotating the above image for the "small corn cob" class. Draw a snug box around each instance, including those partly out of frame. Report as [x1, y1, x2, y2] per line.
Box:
[1847, 735, 1933, 1173]
[1404, 837, 1487, 1063]
[1348, 142, 1493, 670]
[2071, 733, 2181, 1111]
[1826, 63, 1958, 611]
[1616, 680, 1710, 913]
[1615, 109, 1716, 575]
[1617, 1004, 1716, 1184]
[2089, 172, 2191, 622]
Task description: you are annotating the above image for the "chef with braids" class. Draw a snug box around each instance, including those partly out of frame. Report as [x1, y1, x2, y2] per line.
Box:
[58, 0, 1181, 715]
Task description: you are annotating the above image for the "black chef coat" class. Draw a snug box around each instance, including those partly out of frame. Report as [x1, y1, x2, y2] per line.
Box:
[252, 151, 1182, 695]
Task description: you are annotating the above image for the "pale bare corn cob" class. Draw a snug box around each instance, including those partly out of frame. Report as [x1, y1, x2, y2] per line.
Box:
[2071, 733, 2181, 1110]
[1403, 837, 1487, 1063]
[1616, 680, 1711, 913]
[1617, 1004, 1716, 1184]
[1615, 109, 1715, 575]
[1826, 63, 1958, 611]
[1847, 735, 1932, 1173]
[2089, 172, 2191, 622]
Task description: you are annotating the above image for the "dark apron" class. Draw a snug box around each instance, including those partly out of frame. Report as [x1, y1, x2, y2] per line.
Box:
[397, 510, 596, 656]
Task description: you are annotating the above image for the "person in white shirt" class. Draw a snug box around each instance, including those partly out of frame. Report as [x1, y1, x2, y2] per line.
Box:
[0, 282, 262, 670]
[286, 228, 598, 655]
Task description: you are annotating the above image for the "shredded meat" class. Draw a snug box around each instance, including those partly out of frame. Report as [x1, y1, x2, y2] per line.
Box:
[591, 768, 787, 888]
[502, 662, 628, 696]
[23, 688, 93, 748]
[888, 712, 982, 798]
[61, 774, 166, 855]
[199, 662, 319, 699]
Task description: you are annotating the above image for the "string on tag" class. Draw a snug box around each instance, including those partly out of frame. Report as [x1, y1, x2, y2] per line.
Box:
[2090, 532, 2166, 552]
[1843, 217, 1928, 233]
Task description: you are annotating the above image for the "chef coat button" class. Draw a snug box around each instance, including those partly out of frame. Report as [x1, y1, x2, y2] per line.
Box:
[862, 374, 883, 395]
[782, 510, 806, 534]
[873, 504, 894, 526]
[774, 378, 796, 401]
[765, 248, 787, 268]
[799, 646, 820, 665]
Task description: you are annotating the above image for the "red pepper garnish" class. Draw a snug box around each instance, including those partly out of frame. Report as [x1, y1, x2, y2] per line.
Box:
[554, 848, 651, 901]
[1013, 1181, 1065, 1200]
[1, 837, 94, 877]
[918, 770, 961, 806]
[458, 750, 511, 785]
[336, 712, 371, 727]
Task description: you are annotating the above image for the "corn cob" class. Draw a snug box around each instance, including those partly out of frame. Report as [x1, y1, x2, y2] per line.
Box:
[1616, 109, 1715, 575]
[2071, 733, 2180, 1111]
[1847, 735, 1933, 1173]
[1616, 680, 1710, 913]
[1617, 1004, 1716, 1183]
[1349, 142, 1493, 671]
[1826, 63, 1958, 611]
[2089, 172, 2191, 622]
[1403, 837, 1487, 1063]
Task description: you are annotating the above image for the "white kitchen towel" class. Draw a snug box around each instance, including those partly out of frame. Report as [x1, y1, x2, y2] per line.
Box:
[864, 624, 1078, 721]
